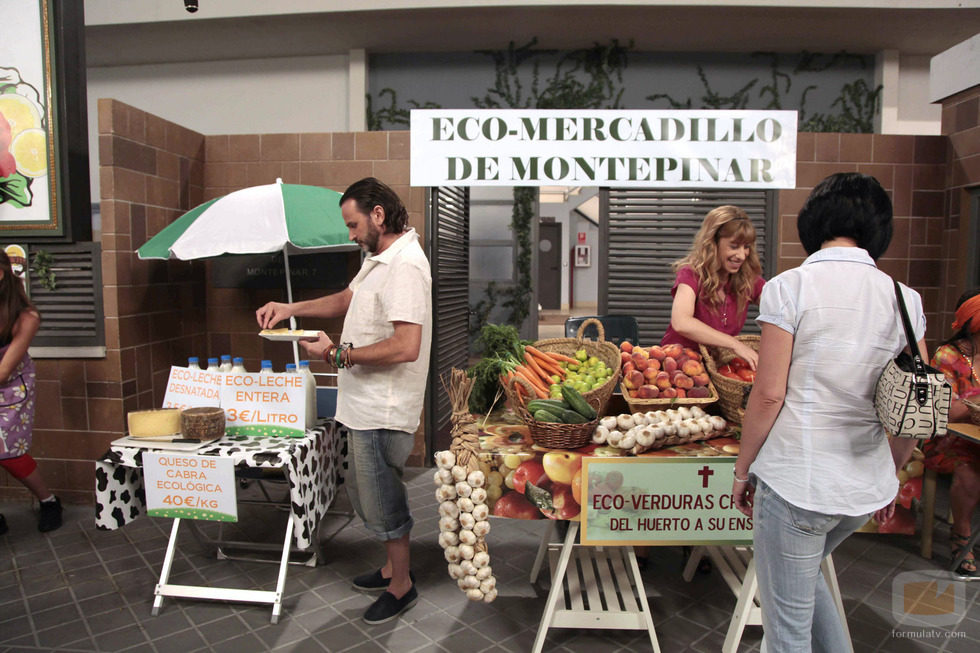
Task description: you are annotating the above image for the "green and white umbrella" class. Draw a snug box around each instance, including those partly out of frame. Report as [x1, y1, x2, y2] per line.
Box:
[137, 179, 358, 361]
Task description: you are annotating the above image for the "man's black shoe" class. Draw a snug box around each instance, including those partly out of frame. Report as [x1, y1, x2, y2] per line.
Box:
[352, 569, 415, 591]
[362, 585, 418, 625]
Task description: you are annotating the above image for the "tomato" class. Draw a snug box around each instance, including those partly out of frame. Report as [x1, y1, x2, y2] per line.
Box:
[736, 368, 756, 382]
[729, 357, 750, 372]
[718, 364, 740, 380]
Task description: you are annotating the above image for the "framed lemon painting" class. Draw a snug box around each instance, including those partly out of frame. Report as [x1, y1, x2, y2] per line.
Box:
[0, 0, 62, 234]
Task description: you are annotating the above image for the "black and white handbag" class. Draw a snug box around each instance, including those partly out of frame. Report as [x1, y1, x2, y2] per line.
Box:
[873, 281, 951, 439]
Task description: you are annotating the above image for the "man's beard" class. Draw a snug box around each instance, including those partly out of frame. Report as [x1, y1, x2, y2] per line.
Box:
[358, 224, 381, 254]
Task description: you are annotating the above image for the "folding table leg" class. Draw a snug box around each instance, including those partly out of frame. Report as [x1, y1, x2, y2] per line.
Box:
[625, 545, 661, 653]
[531, 521, 578, 653]
[529, 520, 557, 584]
[152, 518, 183, 616]
[722, 557, 758, 653]
[271, 516, 295, 624]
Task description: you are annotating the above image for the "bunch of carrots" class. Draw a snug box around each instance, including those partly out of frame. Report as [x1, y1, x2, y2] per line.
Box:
[499, 345, 579, 400]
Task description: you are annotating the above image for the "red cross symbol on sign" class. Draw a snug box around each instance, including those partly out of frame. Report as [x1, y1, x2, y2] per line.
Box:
[697, 465, 714, 488]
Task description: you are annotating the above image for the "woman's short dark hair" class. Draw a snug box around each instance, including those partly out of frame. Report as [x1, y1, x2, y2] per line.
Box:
[796, 172, 893, 259]
[340, 177, 409, 234]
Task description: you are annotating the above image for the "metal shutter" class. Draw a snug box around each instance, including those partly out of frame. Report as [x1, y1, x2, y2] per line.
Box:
[426, 186, 471, 453]
[600, 188, 776, 346]
[28, 242, 104, 348]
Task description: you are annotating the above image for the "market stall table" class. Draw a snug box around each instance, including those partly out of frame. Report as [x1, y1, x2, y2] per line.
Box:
[470, 415, 850, 653]
[94, 421, 345, 622]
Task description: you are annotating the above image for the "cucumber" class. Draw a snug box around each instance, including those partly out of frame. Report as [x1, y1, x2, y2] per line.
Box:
[533, 408, 564, 423]
[560, 409, 589, 424]
[560, 384, 597, 420]
[527, 399, 569, 414]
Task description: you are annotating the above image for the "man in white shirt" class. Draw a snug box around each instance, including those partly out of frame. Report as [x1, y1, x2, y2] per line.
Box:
[256, 177, 431, 625]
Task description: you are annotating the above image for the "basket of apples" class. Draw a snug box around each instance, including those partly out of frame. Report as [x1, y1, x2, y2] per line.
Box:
[619, 341, 718, 413]
[699, 335, 760, 425]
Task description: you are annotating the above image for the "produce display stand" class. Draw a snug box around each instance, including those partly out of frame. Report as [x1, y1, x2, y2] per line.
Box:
[682, 546, 851, 653]
[94, 421, 345, 623]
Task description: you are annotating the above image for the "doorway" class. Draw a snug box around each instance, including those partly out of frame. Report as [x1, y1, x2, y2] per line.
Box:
[538, 220, 562, 310]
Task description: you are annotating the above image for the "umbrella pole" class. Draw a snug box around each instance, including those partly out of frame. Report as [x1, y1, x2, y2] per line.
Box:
[283, 250, 301, 367]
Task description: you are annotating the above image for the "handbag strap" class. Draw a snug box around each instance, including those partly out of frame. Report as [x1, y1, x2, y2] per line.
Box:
[892, 280, 930, 383]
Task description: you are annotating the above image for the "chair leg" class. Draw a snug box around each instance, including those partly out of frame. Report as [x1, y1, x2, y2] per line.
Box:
[920, 467, 937, 559]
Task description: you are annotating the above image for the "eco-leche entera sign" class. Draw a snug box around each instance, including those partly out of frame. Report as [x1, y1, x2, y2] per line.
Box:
[143, 453, 237, 522]
[580, 457, 753, 546]
[219, 372, 306, 438]
[411, 109, 797, 188]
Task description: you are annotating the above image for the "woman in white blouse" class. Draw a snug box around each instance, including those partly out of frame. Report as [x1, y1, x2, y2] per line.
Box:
[732, 173, 923, 652]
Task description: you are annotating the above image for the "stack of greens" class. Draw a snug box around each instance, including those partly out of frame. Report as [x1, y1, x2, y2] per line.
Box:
[466, 324, 530, 414]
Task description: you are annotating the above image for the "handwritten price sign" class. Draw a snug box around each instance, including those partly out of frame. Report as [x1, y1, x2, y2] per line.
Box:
[162, 366, 223, 410]
[219, 373, 306, 438]
[143, 453, 237, 522]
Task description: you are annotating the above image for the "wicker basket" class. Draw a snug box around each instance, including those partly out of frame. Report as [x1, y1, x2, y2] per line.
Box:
[699, 335, 759, 425]
[507, 376, 598, 449]
[505, 317, 622, 416]
[963, 398, 980, 426]
[620, 381, 719, 414]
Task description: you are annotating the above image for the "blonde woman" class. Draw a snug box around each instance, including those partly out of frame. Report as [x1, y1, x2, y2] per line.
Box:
[661, 205, 765, 369]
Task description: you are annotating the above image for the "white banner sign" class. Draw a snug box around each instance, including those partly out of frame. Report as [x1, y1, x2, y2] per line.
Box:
[219, 372, 306, 438]
[143, 453, 237, 522]
[162, 366, 223, 410]
[411, 109, 797, 188]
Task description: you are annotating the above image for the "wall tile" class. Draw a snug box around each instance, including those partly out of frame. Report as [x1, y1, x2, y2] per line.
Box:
[112, 168, 146, 204]
[795, 132, 815, 162]
[261, 133, 300, 160]
[914, 136, 947, 165]
[332, 133, 355, 160]
[389, 132, 410, 160]
[355, 132, 388, 160]
[371, 160, 411, 185]
[909, 258, 942, 287]
[245, 162, 283, 186]
[206, 134, 230, 162]
[61, 398, 89, 431]
[911, 190, 944, 218]
[33, 381, 63, 429]
[796, 162, 858, 187]
[89, 398, 124, 433]
[814, 133, 840, 162]
[892, 165, 913, 217]
[855, 164, 895, 190]
[300, 133, 331, 160]
[321, 161, 374, 188]
[839, 134, 873, 163]
[873, 134, 915, 163]
[58, 361, 87, 398]
[228, 134, 261, 162]
[954, 96, 980, 133]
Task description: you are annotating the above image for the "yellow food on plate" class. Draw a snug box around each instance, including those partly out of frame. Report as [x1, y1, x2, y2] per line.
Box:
[127, 409, 181, 438]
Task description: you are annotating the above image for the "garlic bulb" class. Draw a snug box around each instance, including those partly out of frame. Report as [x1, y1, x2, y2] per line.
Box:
[436, 484, 457, 502]
[460, 559, 478, 576]
[466, 588, 485, 601]
[663, 423, 678, 436]
[631, 412, 648, 426]
[472, 504, 489, 521]
[599, 415, 618, 430]
[678, 406, 693, 420]
[459, 512, 476, 530]
[480, 577, 497, 593]
[470, 487, 487, 504]
[473, 521, 491, 537]
[439, 501, 460, 518]
[690, 406, 707, 419]
[448, 563, 463, 579]
[456, 497, 475, 514]
[607, 430, 624, 447]
[709, 415, 727, 431]
[483, 588, 498, 603]
[696, 417, 713, 433]
[455, 481, 473, 498]
[461, 574, 480, 589]
[473, 552, 490, 568]
[444, 546, 462, 563]
[435, 451, 456, 469]
[476, 565, 493, 579]
[458, 529, 477, 545]
[616, 414, 635, 431]
[439, 531, 459, 549]
[619, 433, 636, 450]
[683, 419, 702, 434]
[593, 424, 609, 444]
[466, 470, 486, 488]
[635, 426, 655, 448]
[451, 465, 468, 482]
[459, 544, 475, 560]
[439, 516, 459, 532]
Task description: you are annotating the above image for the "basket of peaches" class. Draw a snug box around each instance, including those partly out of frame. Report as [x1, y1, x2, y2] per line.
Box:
[619, 341, 719, 412]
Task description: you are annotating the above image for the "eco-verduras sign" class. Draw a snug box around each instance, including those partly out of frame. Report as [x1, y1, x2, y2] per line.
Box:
[410, 109, 797, 188]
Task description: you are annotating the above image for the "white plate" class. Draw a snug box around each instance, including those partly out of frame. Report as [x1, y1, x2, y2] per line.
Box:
[112, 436, 210, 451]
[259, 329, 320, 342]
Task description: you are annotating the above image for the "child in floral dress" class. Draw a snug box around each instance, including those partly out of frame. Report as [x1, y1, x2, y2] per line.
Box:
[0, 250, 61, 534]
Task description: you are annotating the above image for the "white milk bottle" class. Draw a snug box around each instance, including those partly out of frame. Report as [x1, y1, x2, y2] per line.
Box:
[298, 360, 317, 429]
[187, 357, 201, 370]
[260, 359, 274, 374]
[230, 357, 247, 373]
[206, 357, 220, 371]
[219, 355, 232, 371]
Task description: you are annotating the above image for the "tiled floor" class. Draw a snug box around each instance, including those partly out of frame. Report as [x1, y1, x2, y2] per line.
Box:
[1, 468, 978, 652]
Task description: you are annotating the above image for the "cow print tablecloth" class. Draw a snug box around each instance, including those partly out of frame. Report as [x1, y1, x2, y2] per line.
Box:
[95, 421, 346, 550]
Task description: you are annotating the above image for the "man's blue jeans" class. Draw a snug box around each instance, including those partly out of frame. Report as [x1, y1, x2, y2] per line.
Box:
[754, 479, 870, 653]
[345, 428, 415, 541]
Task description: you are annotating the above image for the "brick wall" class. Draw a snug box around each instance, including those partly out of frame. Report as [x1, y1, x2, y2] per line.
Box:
[778, 132, 948, 350]
[939, 86, 980, 328]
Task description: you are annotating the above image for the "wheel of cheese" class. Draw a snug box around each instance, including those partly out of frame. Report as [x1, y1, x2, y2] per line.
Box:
[127, 409, 181, 438]
[180, 407, 226, 441]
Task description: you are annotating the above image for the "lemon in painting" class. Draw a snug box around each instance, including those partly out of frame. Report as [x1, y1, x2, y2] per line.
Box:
[10, 128, 47, 177]
[0, 94, 42, 140]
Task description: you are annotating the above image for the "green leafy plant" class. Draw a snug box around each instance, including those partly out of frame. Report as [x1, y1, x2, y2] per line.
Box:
[30, 249, 55, 291]
[365, 88, 441, 131]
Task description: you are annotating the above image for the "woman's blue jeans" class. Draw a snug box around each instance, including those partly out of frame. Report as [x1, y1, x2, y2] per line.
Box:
[345, 428, 415, 541]
[754, 480, 871, 653]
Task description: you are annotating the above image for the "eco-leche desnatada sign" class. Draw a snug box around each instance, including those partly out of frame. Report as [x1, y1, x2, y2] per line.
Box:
[411, 109, 797, 188]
